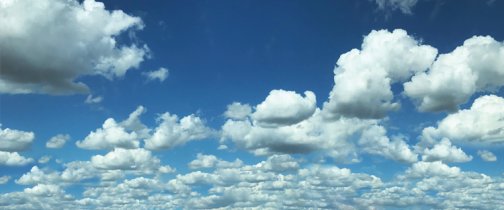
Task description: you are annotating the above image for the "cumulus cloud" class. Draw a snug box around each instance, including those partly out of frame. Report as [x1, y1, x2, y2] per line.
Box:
[38, 155, 52, 164]
[0, 0, 149, 94]
[252, 90, 316, 127]
[373, 0, 419, 14]
[0, 151, 33, 166]
[76, 118, 139, 150]
[421, 138, 472, 163]
[323, 29, 437, 119]
[224, 102, 252, 120]
[420, 95, 504, 145]
[478, 150, 497, 162]
[0, 176, 11, 185]
[91, 148, 165, 173]
[0, 125, 35, 152]
[144, 112, 213, 150]
[46, 134, 70, 149]
[405, 36, 504, 112]
[143, 67, 169, 82]
[188, 153, 242, 170]
[359, 125, 418, 163]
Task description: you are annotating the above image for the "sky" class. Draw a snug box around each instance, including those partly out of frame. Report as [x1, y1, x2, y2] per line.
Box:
[1, 0, 504, 209]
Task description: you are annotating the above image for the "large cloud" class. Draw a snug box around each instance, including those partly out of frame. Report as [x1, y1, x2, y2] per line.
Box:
[420, 95, 504, 145]
[0, 0, 148, 94]
[323, 29, 437, 119]
[0, 126, 34, 151]
[404, 36, 504, 112]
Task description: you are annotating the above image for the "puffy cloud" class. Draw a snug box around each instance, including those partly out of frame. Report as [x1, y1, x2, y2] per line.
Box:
[252, 90, 316, 127]
[188, 153, 243, 170]
[84, 95, 103, 104]
[0, 176, 11, 184]
[373, 0, 418, 14]
[405, 161, 461, 178]
[119, 105, 150, 139]
[359, 125, 418, 163]
[16, 166, 61, 185]
[46, 134, 70, 149]
[0, 126, 35, 152]
[421, 138, 472, 163]
[143, 67, 169, 82]
[420, 95, 504, 145]
[324, 29, 437, 119]
[24, 184, 65, 197]
[38, 155, 51, 164]
[478, 150, 497, 162]
[0, 151, 33, 166]
[144, 112, 213, 150]
[224, 102, 252, 120]
[91, 148, 167, 174]
[0, 0, 148, 94]
[405, 36, 504, 112]
[76, 118, 139, 150]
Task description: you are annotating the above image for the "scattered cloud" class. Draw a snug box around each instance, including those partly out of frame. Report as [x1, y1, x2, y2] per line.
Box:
[224, 102, 252, 120]
[84, 95, 103, 104]
[46, 134, 70, 149]
[0, 125, 35, 152]
[478, 150, 497, 162]
[0, 176, 11, 185]
[144, 67, 169, 82]
[421, 138, 472, 163]
[0, 151, 33, 166]
[373, 0, 419, 14]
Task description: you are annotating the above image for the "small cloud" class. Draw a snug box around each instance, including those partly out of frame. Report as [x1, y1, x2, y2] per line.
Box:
[38, 155, 51, 164]
[85, 95, 103, 104]
[143, 67, 169, 82]
[46, 134, 70, 149]
[0, 176, 11, 184]
[478, 150, 497, 162]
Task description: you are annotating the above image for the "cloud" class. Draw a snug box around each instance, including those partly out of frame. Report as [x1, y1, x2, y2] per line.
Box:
[0, 176, 11, 185]
[144, 112, 213, 150]
[224, 102, 252, 120]
[84, 95, 103, 104]
[46, 134, 70, 149]
[91, 148, 168, 173]
[404, 36, 504, 112]
[373, 0, 419, 14]
[252, 90, 316, 127]
[0, 125, 35, 152]
[143, 67, 169, 82]
[478, 150, 497, 162]
[0, 151, 33, 166]
[323, 29, 437, 119]
[359, 125, 418, 163]
[76, 118, 139, 150]
[420, 95, 504, 145]
[421, 138, 472, 163]
[0, 0, 149, 94]
[38, 155, 52, 164]
[188, 153, 243, 170]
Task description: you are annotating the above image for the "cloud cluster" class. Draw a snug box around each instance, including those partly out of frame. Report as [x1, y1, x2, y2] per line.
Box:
[0, 126, 35, 166]
[0, 0, 148, 94]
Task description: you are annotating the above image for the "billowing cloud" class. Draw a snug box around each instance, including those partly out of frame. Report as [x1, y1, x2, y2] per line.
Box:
[0, 0, 148, 94]
[0, 126, 35, 152]
[359, 125, 418, 163]
[224, 102, 252, 120]
[252, 90, 316, 127]
[420, 95, 504, 145]
[76, 118, 139, 150]
[91, 148, 168, 173]
[0, 151, 33, 166]
[143, 67, 169, 82]
[478, 150, 497, 162]
[188, 153, 243, 170]
[373, 0, 419, 14]
[324, 29, 437, 119]
[46, 134, 70, 149]
[421, 138, 472, 163]
[144, 112, 213, 150]
[405, 36, 504, 112]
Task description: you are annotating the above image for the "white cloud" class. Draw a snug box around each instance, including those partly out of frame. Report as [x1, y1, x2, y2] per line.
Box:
[478, 150, 497, 162]
[38, 155, 52, 164]
[46, 134, 70, 149]
[188, 153, 243, 170]
[421, 138, 472, 163]
[323, 29, 437, 119]
[359, 125, 418, 163]
[16, 166, 61, 185]
[224, 102, 252, 120]
[0, 125, 35, 151]
[0, 176, 10, 184]
[91, 148, 167, 174]
[405, 36, 504, 112]
[420, 95, 504, 145]
[144, 67, 169, 82]
[0, 0, 148, 94]
[373, 0, 419, 14]
[405, 161, 461, 178]
[0, 151, 33, 166]
[84, 95, 103, 104]
[144, 112, 213, 150]
[76, 118, 139, 150]
[252, 90, 316, 127]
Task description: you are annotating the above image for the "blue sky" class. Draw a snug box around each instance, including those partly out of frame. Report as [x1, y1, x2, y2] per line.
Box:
[1, 0, 504, 209]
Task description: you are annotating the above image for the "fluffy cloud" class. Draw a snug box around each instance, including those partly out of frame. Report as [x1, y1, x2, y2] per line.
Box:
[144, 112, 213, 150]
[224, 102, 252, 120]
[188, 153, 243, 170]
[0, 176, 11, 185]
[359, 125, 418, 163]
[324, 29, 437, 119]
[90, 148, 164, 173]
[0, 0, 148, 94]
[143, 67, 169, 82]
[420, 95, 504, 145]
[76, 118, 139, 150]
[373, 0, 419, 14]
[0, 151, 33, 166]
[252, 90, 316, 127]
[405, 36, 504, 112]
[46, 134, 70, 149]
[421, 138, 472, 163]
[478, 150, 497, 162]
[0, 126, 35, 152]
